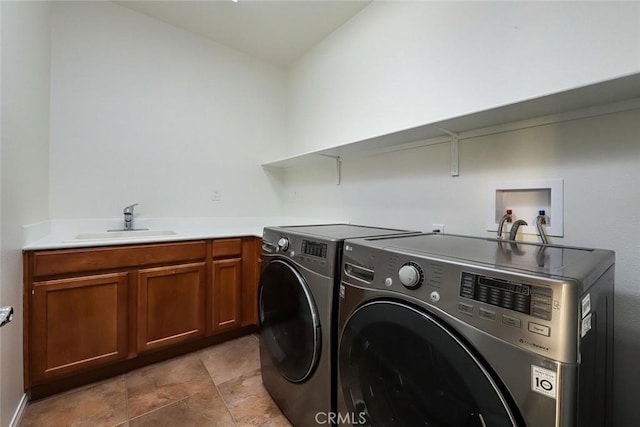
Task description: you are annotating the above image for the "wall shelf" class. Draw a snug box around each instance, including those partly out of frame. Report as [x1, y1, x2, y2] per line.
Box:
[262, 72, 640, 178]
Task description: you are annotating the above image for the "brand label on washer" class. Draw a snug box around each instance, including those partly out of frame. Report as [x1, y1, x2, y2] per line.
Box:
[581, 313, 592, 338]
[339, 284, 346, 299]
[531, 365, 557, 399]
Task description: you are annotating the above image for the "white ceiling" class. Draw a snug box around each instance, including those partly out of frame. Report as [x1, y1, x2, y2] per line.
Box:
[114, 0, 371, 67]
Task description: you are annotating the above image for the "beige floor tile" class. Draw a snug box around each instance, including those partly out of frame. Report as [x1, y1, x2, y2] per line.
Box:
[20, 376, 127, 427]
[200, 335, 260, 385]
[181, 383, 237, 425]
[218, 371, 291, 427]
[125, 353, 215, 418]
[19, 335, 288, 427]
[128, 398, 231, 427]
[128, 384, 239, 427]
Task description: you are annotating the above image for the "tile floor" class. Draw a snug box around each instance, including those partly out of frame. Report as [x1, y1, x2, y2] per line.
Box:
[20, 334, 292, 427]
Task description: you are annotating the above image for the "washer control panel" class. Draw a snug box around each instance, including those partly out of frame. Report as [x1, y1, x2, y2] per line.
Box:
[340, 242, 576, 363]
[459, 272, 553, 321]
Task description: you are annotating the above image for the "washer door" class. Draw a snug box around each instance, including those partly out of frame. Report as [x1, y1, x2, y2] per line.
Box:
[340, 300, 520, 426]
[259, 259, 321, 383]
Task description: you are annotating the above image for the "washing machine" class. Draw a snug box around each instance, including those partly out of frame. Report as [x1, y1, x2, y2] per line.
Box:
[259, 224, 418, 427]
[337, 233, 614, 427]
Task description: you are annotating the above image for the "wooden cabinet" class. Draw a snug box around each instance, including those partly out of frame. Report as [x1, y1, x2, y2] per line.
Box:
[137, 263, 206, 352]
[241, 237, 260, 326]
[212, 258, 242, 331]
[30, 273, 128, 384]
[23, 236, 261, 395]
[210, 238, 243, 332]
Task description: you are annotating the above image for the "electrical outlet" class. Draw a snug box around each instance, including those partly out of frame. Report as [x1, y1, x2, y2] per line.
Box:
[212, 190, 221, 202]
[432, 224, 444, 233]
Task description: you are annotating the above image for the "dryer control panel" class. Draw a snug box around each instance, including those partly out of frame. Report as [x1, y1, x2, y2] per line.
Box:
[262, 228, 340, 277]
[301, 240, 328, 258]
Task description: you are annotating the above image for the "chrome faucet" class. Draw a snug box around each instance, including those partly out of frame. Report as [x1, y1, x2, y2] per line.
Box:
[497, 209, 513, 239]
[536, 210, 551, 244]
[123, 203, 139, 231]
[509, 219, 528, 241]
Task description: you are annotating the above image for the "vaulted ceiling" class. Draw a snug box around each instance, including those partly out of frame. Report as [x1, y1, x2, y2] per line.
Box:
[114, 0, 371, 66]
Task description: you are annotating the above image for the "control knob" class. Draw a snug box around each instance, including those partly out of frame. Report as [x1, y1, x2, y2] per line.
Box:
[277, 237, 290, 251]
[398, 262, 424, 289]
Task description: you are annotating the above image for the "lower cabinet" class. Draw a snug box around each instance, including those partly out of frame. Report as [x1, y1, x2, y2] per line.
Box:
[137, 263, 206, 352]
[24, 237, 261, 394]
[30, 273, 128, 384]
[212, 258, 242, 331]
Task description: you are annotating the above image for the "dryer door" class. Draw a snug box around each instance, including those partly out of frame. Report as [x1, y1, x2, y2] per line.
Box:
[259, 259, 321, 383]
[339, 300, 521, 426]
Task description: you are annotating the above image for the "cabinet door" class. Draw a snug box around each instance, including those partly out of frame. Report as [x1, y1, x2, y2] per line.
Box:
[137, 263, 206, 352]
[241, 237, 260, 326]
[31, 273, 128, 383]
[212, 258, 242, 331]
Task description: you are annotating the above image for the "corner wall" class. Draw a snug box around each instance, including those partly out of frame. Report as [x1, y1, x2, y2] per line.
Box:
[0, 1, 52, 424]
[49, 1, 287, 219]
[288, 1, 640, 154]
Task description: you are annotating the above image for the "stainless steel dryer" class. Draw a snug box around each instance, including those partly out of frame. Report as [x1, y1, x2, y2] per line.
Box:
[338, 233, 614, 427]
[259, 224, 417, 427]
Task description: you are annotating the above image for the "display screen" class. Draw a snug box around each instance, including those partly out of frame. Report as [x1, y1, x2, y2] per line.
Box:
[477, 276, 530, 296]
[301, 240, 327, 258]
[460, 272, 531, 315]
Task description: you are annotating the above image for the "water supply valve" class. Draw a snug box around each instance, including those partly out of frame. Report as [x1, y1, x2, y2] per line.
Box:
[506, 209, 513, 223]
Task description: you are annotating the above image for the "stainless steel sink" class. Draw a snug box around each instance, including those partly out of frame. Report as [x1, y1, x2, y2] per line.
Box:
[71, 230, 176, 241]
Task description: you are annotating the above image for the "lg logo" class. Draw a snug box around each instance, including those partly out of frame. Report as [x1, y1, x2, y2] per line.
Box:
[315, 412, 367, 425]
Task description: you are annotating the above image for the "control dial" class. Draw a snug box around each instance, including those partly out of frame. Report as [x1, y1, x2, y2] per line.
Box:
[277, 237, 290, 251]
[398, 262, 424, 289]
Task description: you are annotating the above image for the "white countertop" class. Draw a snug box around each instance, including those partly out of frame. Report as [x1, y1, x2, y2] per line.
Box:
[22, 216, 346, 250]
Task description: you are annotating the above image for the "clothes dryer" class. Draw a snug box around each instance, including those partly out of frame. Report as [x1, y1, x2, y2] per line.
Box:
[259, 224, 417, 426]
[338, 233, 614, 426]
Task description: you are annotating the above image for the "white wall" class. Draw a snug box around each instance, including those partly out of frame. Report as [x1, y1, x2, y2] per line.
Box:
[49, 1, 286, 220]
[284, 2, 640, 424]
[288, 1, 640, 154]
[0, 1, 51, 425]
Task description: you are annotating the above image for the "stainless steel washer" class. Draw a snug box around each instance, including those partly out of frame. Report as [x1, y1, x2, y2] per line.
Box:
[259, 224, 417, 427]
[338, 233, 614, 426]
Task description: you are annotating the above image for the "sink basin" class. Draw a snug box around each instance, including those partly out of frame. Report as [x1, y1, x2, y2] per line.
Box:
[72, 230, 177, 241]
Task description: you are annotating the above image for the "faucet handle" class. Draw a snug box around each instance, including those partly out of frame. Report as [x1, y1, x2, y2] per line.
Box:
[123, 203, 139, 214]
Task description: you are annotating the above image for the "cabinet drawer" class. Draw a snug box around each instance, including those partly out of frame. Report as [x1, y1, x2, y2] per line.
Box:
[32, 241, 207, 277]
[212, 238, 242, 258]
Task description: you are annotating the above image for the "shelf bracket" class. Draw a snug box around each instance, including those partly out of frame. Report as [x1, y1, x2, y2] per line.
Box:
[434, 126, 459, 176]
[318, 154, 342, 185]
[450, 134, 459, 176]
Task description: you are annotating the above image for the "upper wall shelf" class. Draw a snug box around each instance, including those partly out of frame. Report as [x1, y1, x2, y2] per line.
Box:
[262, 73, 640, 177]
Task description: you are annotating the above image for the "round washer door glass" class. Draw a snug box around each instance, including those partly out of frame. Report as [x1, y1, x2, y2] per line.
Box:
[340, 301, 520, 427]
[259, 260, 321, 383]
